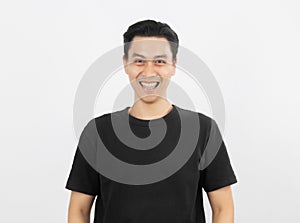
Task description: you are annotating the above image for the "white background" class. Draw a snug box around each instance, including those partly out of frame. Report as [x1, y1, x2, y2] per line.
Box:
[1, 0, 300, 222]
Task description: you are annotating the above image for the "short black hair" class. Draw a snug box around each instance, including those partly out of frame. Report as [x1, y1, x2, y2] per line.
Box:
[123, 19, 179, 61]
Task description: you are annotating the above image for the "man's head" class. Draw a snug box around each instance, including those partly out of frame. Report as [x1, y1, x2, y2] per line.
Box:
[123, 20, 179, 61]
[122, 20, 179, 104]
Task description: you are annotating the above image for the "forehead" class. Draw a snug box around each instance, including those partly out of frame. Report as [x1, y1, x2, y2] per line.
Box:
[128, 36, 172, 58]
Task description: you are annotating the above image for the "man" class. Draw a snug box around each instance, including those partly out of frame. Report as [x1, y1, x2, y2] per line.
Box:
[66, 20, 237, 223]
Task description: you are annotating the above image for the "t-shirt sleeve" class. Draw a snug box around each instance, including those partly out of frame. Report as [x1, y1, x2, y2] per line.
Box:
[199, 118, 237, 192]
[65, 119, 100, 196]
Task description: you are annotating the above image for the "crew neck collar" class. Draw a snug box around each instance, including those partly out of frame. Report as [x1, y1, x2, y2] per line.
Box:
[122, 104, 178, 127]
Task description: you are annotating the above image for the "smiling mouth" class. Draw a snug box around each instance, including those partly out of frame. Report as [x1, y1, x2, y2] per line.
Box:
[138, 81, 160, 90]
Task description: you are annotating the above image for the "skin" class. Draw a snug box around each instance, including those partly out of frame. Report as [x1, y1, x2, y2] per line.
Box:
[123, 36, 176, 120]
[208, 186, 235, 223]
[67, 191, 95, 223]
[67, 36, 235, 223]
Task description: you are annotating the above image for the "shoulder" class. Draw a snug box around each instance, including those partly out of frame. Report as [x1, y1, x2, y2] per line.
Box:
[79, 112, 112, 140]
[174, 105, 214, 129]
[94, 108, 126, 123]
[84, 108, 128, 135]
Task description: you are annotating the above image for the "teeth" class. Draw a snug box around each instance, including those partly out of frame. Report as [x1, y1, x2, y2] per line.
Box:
[140, 82, 159, 88]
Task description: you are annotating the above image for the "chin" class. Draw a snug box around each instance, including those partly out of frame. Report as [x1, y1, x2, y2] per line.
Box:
[140, 95, 160, 103]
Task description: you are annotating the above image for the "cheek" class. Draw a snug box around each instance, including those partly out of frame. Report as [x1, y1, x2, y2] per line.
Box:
[127, 66, 142, 78]
[158, 66, 174, 77]
[127, 65, 174, 78]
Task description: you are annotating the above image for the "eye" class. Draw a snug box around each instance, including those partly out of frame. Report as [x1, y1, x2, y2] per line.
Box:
[134, 59, 145, 65]
[155, 59, 166, 65]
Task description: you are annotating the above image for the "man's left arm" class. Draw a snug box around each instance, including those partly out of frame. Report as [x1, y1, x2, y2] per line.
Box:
[207, 185, 235, 223]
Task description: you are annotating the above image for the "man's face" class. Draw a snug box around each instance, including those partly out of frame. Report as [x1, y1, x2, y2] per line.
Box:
[123, 36, 176, 104]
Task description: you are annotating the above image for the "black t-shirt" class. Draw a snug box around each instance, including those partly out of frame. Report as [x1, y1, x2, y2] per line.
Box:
[65, 104, 237, 223]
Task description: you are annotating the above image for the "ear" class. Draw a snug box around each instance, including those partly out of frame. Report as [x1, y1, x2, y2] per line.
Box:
[123, 55, 129, 75]
[171, 58, 177, 76]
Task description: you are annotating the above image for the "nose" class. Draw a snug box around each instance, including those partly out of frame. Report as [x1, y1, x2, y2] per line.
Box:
[143, 60, 156, 76]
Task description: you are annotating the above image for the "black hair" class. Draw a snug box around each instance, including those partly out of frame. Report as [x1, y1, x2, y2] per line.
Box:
[123, 19, 179, 61]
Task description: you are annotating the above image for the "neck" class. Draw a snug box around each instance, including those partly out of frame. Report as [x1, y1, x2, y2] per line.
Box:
[128, 99, 173, 120]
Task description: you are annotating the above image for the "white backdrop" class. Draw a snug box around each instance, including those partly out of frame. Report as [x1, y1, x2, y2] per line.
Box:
[1, 0, 299, 222]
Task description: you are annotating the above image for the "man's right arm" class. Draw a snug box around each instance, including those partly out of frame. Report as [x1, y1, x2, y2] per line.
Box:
[67, 191, 96, 223]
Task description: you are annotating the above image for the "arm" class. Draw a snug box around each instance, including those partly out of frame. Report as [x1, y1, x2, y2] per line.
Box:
[67, 191, 96, 223]
[207, 186, 235, 223]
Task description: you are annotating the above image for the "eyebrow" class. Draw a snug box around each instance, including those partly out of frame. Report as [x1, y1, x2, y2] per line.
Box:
[131, 53, 168, 59]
